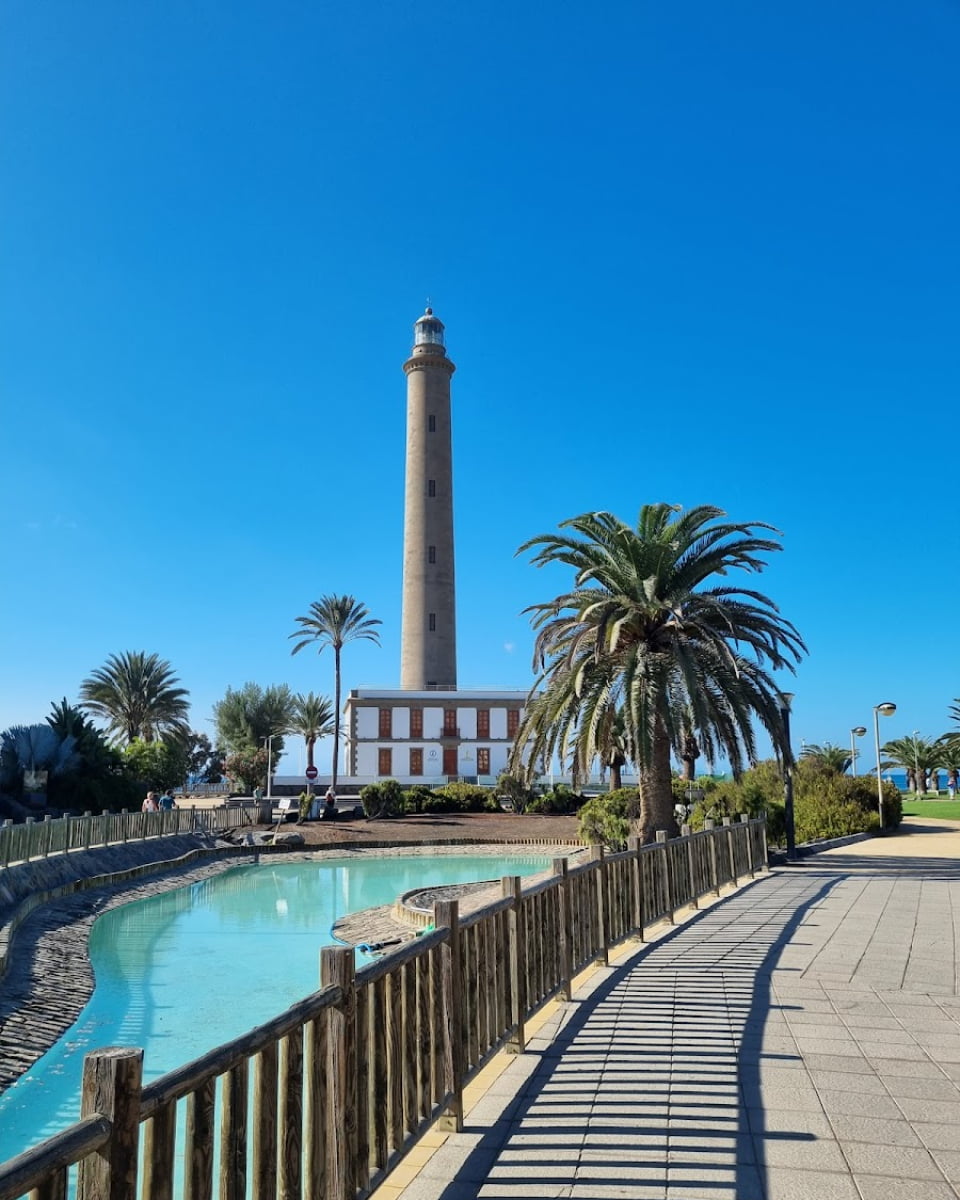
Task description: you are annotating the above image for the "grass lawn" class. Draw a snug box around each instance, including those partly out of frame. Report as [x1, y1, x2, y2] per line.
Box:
[901, 800, 960, 820]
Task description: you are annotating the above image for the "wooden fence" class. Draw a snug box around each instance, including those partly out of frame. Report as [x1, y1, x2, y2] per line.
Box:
[0, 816, 767, 1200]
[0, 805, 272, 870]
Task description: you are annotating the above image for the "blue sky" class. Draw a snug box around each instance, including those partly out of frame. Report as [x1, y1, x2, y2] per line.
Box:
[2, 0, 958, 775]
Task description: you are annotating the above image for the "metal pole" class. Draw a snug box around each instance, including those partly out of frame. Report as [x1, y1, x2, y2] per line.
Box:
[266, 735, 274, 800]
[873, 708, 885, 828]
[912, 730, 920, 798]
[850, 730, 857, 776]
[781, 702, 796, 862]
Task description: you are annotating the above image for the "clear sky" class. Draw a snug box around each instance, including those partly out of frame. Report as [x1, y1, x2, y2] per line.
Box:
[2, 0, 958, 775]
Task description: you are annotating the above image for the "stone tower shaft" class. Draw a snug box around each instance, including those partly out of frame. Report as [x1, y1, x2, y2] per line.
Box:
[400, 309, 458, 690]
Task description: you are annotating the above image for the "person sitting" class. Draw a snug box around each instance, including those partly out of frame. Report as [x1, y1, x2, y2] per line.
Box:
[322, 789, 338, 821]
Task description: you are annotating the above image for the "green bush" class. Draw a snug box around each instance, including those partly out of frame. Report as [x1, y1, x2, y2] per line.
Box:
[421, 782, 492, 813]
[794, 793, 880, 842]
[527, 783, 583, 814]
[577, 788, 639, 847]
[360, 779, 405, 818]
[495, 772, 534, 813]
[402, 784, 435, 814]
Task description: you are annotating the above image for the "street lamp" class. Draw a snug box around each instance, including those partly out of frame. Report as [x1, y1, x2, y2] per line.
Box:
[912, 730, 921, 797]
[262, 735, 276, 800]
[872, 703, 897, 828]
[780, 693, 796, 861]
[850, 726, 867, 776]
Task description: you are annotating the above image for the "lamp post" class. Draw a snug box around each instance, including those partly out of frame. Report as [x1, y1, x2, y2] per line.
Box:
[912, 730, 921, 797]
[262, 735, 276, 800]
[872, 703, 897, 828]
[780, 693, 796, 862]
[850, 726, 867, 776]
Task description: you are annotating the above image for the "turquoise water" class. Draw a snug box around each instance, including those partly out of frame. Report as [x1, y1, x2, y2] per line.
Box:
[0, 853, 550, 1161]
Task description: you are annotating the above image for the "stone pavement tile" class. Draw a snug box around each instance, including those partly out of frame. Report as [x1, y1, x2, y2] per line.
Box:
[826, 1114, 922, 1146]
[853, 1178, 959, 1200]
[841, 1143, 945, 1180]
[875, 1059, 947, 1079]
[857, 1040, 929, 1061]
[883, 1075, 960, 1100]
[747, 1107, 832, 1136]
[752, 1136, 848, 1172]
[839, 1015, 903, 1031]
[795, 1037, 865, 1057]
[564, 1185, 664, 1199]
[809, 1069, 887, 1094]
[895, 1097, 960, 1124]
[915, 1123, 960, 1152]
[750, 1086, 826, 1113]
[816, 1090, 902, 1119]
[665, 1163, 764, 1199]
[400, 1179, 487, 1200]
[478, 1186, 570, 1199]
[803, 1053, 877, 1074]
[667, 1137, 755, 1165]
[931, 1150, 960, 1183]
[849, 1026, 921, 1046]
[940, 1063, 960, 1081]
[762, 1167, 861, 1199]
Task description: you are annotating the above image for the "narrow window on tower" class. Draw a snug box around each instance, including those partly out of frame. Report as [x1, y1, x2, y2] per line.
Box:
[428, 545, 436, 564]
[429, 613, 436, 631]
[428, 414, 436, 432]
[428, 479, 436, 497]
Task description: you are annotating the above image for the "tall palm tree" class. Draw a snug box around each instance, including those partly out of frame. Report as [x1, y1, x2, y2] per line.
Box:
[509, 505, 806, 841]
[881, 734, 942, 794]
[289, 692, 336, 772]
[801, 742, 852, 774]
[289, 595, 382, 789]
[79, 651, 190, 744]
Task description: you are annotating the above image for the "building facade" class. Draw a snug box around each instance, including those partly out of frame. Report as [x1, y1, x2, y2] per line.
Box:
[344, 688, 528, 783]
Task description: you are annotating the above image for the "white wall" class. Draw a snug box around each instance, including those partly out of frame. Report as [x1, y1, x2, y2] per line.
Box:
[393, 707, 410, 738]
[457, 708, 477, 738]
[356, 707, 378, 738]
[490, 708, 507, 739]
[423, 707, 443, 738]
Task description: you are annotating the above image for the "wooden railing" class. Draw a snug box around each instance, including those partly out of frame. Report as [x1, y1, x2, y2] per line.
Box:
[0, 804, 272, 870]
[0, 816, 767, 1200]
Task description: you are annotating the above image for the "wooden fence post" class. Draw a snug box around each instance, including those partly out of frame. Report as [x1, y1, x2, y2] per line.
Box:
[759, 816, 769, 872]
[42, 815, 53, 859]
[552, 859, 574, 1000]
[655, 831, 674, 923]
[627, 836, 645, 940]
[434, 899, 465, 1131]
[704, 819, 721, 895]
[590, 845, 609, 965]
[0, 819, 10, 868]
[740, 814, 755, 875]
[722, 817, 737, 883]
[76, 1047, 143, 1200]
[499, 878, 526, 1052]
[321, 946, 357, 1200]
[681, 825, 699, 908]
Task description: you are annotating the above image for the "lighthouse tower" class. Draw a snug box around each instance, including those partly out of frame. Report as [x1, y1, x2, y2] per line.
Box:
[400, 308, 458, 690]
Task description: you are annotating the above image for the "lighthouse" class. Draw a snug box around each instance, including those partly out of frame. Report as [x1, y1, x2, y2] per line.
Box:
[399, 308, 457, 691]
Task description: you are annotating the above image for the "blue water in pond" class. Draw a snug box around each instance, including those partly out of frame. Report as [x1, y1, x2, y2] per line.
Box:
[0, 853, 550, 1161]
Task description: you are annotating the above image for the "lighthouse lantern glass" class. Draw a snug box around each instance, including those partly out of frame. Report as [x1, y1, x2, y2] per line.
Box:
[415, 318, 444, 347]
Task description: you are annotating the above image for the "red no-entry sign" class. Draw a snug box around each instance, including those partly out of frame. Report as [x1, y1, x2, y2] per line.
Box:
[305, 766, 319, 781]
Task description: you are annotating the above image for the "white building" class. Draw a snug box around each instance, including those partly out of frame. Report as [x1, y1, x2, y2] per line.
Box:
[344, 688, 528, 784]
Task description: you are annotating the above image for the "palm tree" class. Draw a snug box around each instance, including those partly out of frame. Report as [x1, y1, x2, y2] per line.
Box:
[212, 683, 295, 757]
[289, 595, 382, 789]
[289, 692, 336, 772]
[801, 742, 852, 774]
[509, 505, 806, 841]
[881, 734, 943, 794]
[79, 651, 190, 744]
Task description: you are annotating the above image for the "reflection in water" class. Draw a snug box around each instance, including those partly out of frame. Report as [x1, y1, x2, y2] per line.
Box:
[0, 853, 549, 1159]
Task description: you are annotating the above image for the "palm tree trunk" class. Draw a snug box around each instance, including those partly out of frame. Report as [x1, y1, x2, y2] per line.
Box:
[610, 762, 622, 791]
[638, 720, 676, 843]
[332, 647, 341, 790]
[306, 737, 315, 771]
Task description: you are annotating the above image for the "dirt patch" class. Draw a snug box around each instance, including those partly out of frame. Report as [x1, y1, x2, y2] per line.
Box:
[273, 811, 580, 846]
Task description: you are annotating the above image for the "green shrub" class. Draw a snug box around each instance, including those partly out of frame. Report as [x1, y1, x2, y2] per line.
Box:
[794, 793, 880, 843]
[402, 784, 435, 814]
[527, 783, 583, 814]
[495, 772, 534, 813]
[360, 779, 405, 818]
[422, 782, 491, 813]
[578, 788, 639, 847]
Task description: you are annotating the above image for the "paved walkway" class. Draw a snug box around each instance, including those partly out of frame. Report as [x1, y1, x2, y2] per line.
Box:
[382, 820, 960, 1200]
